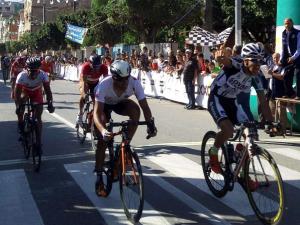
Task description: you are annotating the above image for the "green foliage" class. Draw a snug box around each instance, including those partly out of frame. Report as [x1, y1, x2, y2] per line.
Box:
[215, 0, 276, 42]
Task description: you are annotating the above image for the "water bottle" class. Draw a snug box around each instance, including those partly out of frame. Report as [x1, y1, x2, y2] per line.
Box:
[226, 143, 234, 163]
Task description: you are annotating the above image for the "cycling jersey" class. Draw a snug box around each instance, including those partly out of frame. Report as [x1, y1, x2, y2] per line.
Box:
[40, 60, 54, 74]
[10, 61, 25, 79]
[15, 70, 49, 104]
[210, 65, 264, 99]
[94, 76, 145, 105]
[81, 62, 108, 84]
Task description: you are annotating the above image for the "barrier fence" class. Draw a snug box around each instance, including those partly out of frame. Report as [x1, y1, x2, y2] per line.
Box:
[55, 63, 214, 108]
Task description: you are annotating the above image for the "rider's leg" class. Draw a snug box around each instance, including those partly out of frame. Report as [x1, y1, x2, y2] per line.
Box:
[114, 99, 141, 140]
[214, 119, 234, 149]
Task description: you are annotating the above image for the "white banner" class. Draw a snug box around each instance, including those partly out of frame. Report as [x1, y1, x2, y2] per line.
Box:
[57, 65, 214, 109]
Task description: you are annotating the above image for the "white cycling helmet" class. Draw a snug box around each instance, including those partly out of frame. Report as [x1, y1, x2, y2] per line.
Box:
[45, 55, 52, 62]
[110, 60, 130, 77]
[241, 43, 264, 59]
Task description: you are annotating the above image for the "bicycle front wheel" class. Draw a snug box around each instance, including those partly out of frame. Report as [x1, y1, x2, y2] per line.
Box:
[201, 131, 228, 198]
[22, 115, 31, 159]
[119, 148, 144, 223]
[76, 110, 89, 144]
[31, 126, 41, 172]
[90, 120, 98, 151]
[245, 147, 284, 225]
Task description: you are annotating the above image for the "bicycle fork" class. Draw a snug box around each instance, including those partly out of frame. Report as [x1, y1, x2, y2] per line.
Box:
[120, 142, 139, 185]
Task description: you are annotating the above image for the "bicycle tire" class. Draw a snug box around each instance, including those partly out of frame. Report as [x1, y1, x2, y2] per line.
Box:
[201, 131, 229, 198]
[95, 144, 114, 197]
[76, 109, 89, 144]
[245, 147, 284, 225]
[119, 148, 144, 223]
[22, 114, 31, 159]
[90, 119, 98, 151]
[31, 124, 41, 172]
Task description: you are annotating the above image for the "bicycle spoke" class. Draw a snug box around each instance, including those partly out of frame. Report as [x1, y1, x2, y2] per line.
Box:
[119, 150, 144, 223]
[246, 149, 284, 225]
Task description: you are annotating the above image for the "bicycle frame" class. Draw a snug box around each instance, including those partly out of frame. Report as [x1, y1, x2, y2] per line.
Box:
[226, 124, 258, 183]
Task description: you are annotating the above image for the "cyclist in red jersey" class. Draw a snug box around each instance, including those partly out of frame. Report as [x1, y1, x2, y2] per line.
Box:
[41, 56, 54, 82]
[10, 56, 26, 100]
[15, 57, 55, 151]
[76, 55, 108, 125]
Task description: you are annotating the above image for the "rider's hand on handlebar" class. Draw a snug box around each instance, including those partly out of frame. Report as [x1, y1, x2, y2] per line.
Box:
[47, 102, 55, 113]
[146, 117, 157, 139]
[102, 129, 113, 142]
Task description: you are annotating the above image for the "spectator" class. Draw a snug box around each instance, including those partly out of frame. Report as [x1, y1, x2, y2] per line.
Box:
[268, 52, 287, 134]
[175, 52, 184, 77]
[182, 49, 199, 109]
[196, 53, 206, 75]
[208, 61, 220, 78]
[281, 18, 300, 99]
[140, 46, 150, 71]
[157, 52, 165, 71]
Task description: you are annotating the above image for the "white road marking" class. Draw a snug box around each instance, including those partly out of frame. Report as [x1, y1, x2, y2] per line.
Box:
[65, 161, 171, 225]
[145, 151, 278, 216]
[0, 169, 44, 225]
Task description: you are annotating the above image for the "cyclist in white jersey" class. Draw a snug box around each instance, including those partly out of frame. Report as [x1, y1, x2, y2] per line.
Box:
[208, 43, 274, 180]
[93, 60, 157, 196]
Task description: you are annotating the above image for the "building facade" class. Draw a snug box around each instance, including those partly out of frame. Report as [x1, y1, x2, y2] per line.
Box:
[23, 0, 91, 33]
[0, 1, 24, 43]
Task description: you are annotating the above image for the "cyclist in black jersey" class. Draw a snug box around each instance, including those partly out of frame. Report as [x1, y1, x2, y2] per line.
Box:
[208, 43, 274, 177]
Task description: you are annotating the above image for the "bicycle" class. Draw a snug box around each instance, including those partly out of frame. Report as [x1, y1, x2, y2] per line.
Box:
[201, 121, 284, 225]
[95, 119, 149, 223]
[76, 92, 95, 146]
[20, 100, 49, 172]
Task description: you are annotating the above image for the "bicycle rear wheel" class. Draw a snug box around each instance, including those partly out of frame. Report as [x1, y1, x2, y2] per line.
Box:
[245, 147, 284, 225]
[31, 125, 41, 172]
[119, 148, 144, 223]
[201, 131, 228, 198]
[76, 110, 89, 144]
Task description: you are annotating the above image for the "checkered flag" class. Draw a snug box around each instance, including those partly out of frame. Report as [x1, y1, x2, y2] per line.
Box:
[188, 26, 233, 46]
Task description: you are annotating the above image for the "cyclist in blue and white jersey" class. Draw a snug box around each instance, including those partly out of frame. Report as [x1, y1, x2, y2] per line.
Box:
[208, 43, 274, 177]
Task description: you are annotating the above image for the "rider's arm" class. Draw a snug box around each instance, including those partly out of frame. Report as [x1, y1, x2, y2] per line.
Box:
[43, 82, 53, 103]
[14, 84, 22, 106]
[138, 98, 153, 122]
[80, 73, 89, 94]
[93, 101, 107, 134]
[257, 90, 273, 122]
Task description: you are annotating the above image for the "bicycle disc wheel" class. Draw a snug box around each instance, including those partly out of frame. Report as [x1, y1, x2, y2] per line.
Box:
[31, 126, 41, 172]
[119, 148, 144, 223]
[245, 147, 284, 225]
[90, 120, 98, 151]
[201, 131, 228, 198]
[76, 110, 88, 144]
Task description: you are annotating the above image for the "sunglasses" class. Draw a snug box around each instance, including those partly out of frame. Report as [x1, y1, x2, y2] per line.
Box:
[245, 58, 264, 65]
[112, 74, 129, 81]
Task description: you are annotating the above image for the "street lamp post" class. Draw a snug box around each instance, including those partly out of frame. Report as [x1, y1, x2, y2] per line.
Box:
[235, 0, 242, 45]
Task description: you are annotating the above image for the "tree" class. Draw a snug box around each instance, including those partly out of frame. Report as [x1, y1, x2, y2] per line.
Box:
[215, 0, 277, 42]
[91, 0, 203, 44]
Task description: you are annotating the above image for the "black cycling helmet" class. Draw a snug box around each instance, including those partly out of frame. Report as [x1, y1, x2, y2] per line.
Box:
[241, 43, 264, 59]
[89, 55, 101, 66]
[26, 57, 41, 70]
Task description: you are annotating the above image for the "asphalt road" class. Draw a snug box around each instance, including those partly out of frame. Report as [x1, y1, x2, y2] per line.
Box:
[1, 76, 300, 225]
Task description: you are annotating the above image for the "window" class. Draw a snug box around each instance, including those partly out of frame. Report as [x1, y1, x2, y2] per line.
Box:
[5, 7, 10, 11]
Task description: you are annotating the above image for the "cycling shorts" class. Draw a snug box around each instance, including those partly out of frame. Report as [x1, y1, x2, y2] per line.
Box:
[208, 93, 249, 126]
